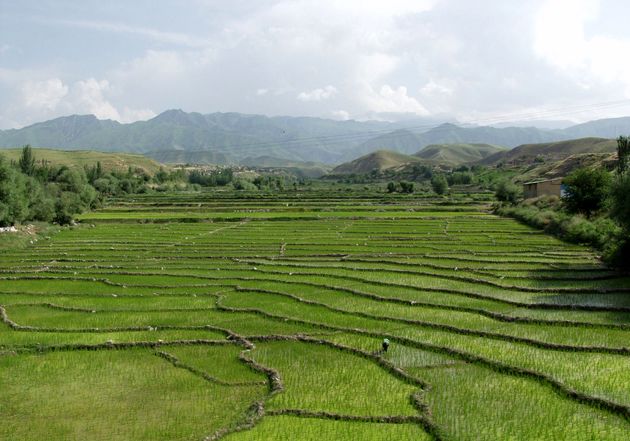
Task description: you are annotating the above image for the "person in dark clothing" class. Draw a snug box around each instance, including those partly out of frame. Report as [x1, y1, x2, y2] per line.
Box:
[382, 338, 390, 353]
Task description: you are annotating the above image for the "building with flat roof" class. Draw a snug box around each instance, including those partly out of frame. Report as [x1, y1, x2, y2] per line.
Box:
[522, 177, 564, 199]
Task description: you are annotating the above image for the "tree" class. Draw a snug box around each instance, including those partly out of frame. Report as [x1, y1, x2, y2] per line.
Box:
[495, 179, 522, 204]
[617, 136, 630, 175]
[386, 182, 397, 193]
[562, 167, 612, 217]
[399, 181, 414, 193]
[85, 162, 104, 184]
[610, 173, 630, 232]
[0, 156, 29, 225]
[608, 172, 630, 267]
[18, 145, 36, 176]
[431, 174, 449, 195]
[155, 167, 169, 183]
[448, 171, 474, 186]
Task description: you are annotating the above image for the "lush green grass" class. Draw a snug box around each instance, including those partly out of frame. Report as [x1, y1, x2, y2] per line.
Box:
[250, 340, 419, 416]
[1, 188, 628, 440]
[0, 349, 265, 441]
[419, 363, 630, 440]
[223, 415, 431, 440]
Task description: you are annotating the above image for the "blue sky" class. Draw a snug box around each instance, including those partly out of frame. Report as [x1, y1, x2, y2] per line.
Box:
[2, 0, 630, 129]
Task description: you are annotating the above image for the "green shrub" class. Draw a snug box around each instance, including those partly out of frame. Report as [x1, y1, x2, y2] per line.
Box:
[495, 180, 522, 204]
[562, 168, 612, 217]
[431, 174, 449, 195]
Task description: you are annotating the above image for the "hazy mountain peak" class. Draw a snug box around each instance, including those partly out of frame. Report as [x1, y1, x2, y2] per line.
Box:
[2, 111, 630, 164]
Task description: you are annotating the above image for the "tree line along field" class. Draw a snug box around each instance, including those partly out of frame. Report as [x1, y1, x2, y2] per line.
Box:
[0, 187, 629, 440]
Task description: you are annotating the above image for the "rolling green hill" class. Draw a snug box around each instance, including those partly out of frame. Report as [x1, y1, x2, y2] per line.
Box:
[0, 148, 165, 174]
[414, 143, 506, 165]
[331, 150, 420, 175]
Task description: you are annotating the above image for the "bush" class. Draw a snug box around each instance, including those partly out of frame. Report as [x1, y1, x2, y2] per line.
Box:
[232, 179, 257, 191]
[495, 180, 522, 204]
[562, 167, 612, 217]
[399, 181, 414, 193]
[431, 174, 449, 195]
[607, 173, 630, 267]
[609, 173, 630, 233]
[448, 171, 474, 186]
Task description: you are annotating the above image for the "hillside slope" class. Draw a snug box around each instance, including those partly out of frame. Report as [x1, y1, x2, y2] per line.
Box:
[480, 137, 617, 165]
[239, 155, 332, 178]
[331, 150, 420, 174]
[144, 149, 234, 165]
[348, 129, 423, 158]
[0, 148, 165, 174]
[515, 153, 617, 183]
[414, 143, 506, 165]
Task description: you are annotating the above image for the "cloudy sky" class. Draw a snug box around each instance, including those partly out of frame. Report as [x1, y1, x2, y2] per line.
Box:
[2, 0, 630, 129]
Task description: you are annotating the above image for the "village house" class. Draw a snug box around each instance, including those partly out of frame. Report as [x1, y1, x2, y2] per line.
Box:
[522, 177, 564, 199]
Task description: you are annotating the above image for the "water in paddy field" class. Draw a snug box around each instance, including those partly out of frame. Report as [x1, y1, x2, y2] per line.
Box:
[1, 190, 628, 440]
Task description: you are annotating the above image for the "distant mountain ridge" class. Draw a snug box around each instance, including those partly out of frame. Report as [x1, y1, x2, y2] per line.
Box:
[1, 110, 630, 165]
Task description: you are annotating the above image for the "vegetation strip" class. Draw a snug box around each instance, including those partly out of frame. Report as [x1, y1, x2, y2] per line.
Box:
[265, 409, 425, 424]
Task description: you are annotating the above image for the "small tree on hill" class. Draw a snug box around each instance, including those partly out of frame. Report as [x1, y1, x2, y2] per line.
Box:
[386, 182, 397, 193]
[562, 167, 612, 217]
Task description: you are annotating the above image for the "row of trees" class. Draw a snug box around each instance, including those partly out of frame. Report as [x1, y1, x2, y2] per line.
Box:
[1, 147, 311, 226]
[386, 174, 453, 195]
[1, 146, 98, 225]
[0, 146, 169, 226]
[387, 181, 415, 193]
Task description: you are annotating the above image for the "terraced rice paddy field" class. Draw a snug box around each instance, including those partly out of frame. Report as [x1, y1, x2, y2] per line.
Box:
[1, 189, 629, 440]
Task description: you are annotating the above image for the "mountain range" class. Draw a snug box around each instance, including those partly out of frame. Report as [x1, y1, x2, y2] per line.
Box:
[1, 110, 629, 165]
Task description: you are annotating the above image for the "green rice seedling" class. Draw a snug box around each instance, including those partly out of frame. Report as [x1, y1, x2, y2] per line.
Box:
[0, 349, 265, 441]
[417, 363, 630, 440]
[166, 345, 266, 384]
[0, 328, 228, 348]
[248, 340, 419, 416]
[396, 327, 630, 407]
[2, 189, 626, 439]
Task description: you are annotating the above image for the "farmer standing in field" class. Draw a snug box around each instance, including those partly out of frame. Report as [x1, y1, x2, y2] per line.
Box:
[382, 338, 390, 353]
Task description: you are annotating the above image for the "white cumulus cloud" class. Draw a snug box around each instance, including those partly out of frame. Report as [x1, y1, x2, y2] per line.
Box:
[363, 84, 429, 116]
[297, 85, 338, 102]
[22, 78, 68, 110]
